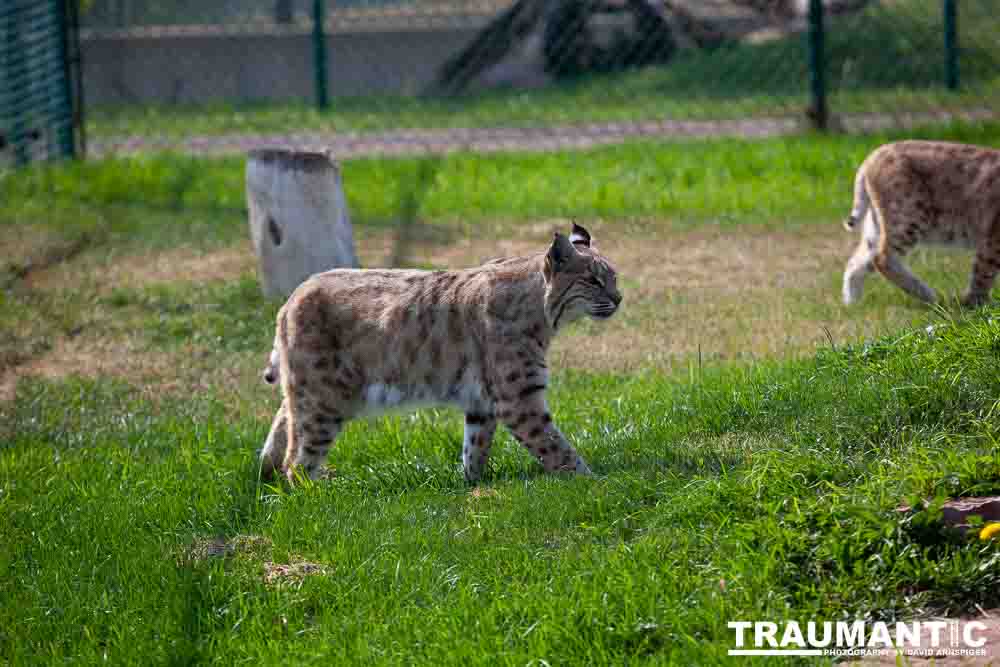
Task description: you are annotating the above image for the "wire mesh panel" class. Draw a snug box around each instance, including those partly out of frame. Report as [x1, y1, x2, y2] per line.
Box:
[823, 0, 999, 131]
[64, 0, 1000, 158]
[1, 0, 78, 167]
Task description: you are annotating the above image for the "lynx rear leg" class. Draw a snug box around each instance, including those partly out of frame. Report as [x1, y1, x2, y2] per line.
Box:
[283, 404, 344, 481]
[462, 413, 497, 483]
[260, 399, 289, 480]
[962, 236, 1000, 307]
[870, 189, 937, 304]
[281, 357, 346, 481]
[873, 251, 937, 304]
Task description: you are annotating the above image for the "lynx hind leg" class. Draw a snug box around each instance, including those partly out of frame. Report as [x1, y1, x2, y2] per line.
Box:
[873, 250, 937, 304]
[870, 189, 937, 304]
[282, 395, 344, 482]
[280, 355, 347, 482]
[259, 399, 289, 480]
[462, 413, 498, 483]
[963, 236, 1000, 307]
[843, 210, 879, 305]
[498, 390, 590, 476]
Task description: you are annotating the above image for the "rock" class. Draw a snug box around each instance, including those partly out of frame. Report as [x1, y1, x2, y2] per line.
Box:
[940, 497, 1000, 533]
[898, 496, 1000, 534]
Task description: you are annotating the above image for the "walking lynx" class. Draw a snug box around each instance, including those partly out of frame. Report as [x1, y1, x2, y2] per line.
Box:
[842, 140, 1000, 307]
[259, 223, 622, 483]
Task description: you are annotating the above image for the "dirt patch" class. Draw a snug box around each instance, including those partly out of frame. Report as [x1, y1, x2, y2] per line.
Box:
[0, 334, 181, 403]
[18, 232, 479, 294]
[1, 227, 105, 292]
[0, 226, 61, 265]
[263, 560, 329, 587]
[180, 535, 327, 588]
[3, 221, 958, 398]
[14, 219, 851, 298]
[468, 486, 501, 500]
[420, 236, 543, 268]
[182, 534, 273, 565]
[24, 243, 258, 293]
[541, 225, 862, 372]
[405, 222, 852, 295]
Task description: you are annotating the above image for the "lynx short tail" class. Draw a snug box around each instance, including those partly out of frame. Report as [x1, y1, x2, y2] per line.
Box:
[263, 347, 280, 385]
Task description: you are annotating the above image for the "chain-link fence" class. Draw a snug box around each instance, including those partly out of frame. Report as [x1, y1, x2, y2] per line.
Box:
[4, 0, 999, 164]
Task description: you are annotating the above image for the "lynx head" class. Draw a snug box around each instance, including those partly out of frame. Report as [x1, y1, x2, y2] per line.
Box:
[543, 222, 622, 330]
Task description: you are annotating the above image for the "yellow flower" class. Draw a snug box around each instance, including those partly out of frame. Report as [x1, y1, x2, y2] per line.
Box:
[980, 522, 1000, 541]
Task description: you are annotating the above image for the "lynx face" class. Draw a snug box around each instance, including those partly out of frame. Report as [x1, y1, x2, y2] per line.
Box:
[259, 223, 622, 484]
[543, 224, 622, 329]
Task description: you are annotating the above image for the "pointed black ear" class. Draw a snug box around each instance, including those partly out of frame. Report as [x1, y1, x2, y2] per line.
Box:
[547, 232, 577, 269]
[569, 222, 591, 247]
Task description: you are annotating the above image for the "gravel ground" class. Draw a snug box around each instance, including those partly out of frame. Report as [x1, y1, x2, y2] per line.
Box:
[89, 109, 996, 160]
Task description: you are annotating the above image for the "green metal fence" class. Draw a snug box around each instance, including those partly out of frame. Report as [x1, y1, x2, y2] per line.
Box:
[1, 0, 82, 167]
[8, 1, 1000, 162]
[806, 0, 994, 131]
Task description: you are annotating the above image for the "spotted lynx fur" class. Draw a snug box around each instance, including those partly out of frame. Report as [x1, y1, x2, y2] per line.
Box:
[259, 224, 621, 483]
[843, 140, 1000, 307]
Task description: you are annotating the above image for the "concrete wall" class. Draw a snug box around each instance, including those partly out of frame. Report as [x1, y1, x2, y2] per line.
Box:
[81, 26, 481, 106]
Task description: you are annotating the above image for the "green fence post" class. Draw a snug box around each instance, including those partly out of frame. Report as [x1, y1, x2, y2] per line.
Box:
[313, 0, 329, 111]
[943, 0, 959, 90]
[67, 0, 87, 158]
[54, 0, 77, 159]
[807, 0, 828, 131]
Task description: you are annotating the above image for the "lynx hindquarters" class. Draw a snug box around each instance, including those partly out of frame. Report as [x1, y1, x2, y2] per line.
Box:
[842, 140, 1000, 307]
[259, 223, 621, 484]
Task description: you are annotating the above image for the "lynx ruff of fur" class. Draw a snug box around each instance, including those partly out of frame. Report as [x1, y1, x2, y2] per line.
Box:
[843, 140, 1000, 307]
[259, 224, 622, 483]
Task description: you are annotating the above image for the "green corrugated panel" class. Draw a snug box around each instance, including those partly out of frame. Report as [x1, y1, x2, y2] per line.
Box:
[1, 0, 76, 167]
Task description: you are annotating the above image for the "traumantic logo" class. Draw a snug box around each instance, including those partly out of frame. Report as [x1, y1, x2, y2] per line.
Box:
[728, 620, 990, 658]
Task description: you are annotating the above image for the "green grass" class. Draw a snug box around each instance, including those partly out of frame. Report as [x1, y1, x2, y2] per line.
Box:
[4, 121, 1000, 663]
[3, 307, 999, 664]
[83, 0, 1000, 142]
[6, 121, 1000, 244]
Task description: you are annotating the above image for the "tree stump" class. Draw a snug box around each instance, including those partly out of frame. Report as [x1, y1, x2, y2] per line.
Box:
[246, 148, 360, 299]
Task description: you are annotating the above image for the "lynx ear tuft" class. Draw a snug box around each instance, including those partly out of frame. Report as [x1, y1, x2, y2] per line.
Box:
[548, 232, 577, 269]
[569, 222, 592, 247]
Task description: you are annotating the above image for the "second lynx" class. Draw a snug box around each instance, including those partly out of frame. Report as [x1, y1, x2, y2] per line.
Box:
[843, 140, 1000, 307]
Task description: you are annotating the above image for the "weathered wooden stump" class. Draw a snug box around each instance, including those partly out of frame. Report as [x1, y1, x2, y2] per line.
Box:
[246, 148, 359, 299]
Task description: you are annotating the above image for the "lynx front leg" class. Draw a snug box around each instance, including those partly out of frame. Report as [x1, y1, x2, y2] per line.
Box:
[462, 413, 497, 483]
[498, 391, 591, 475]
